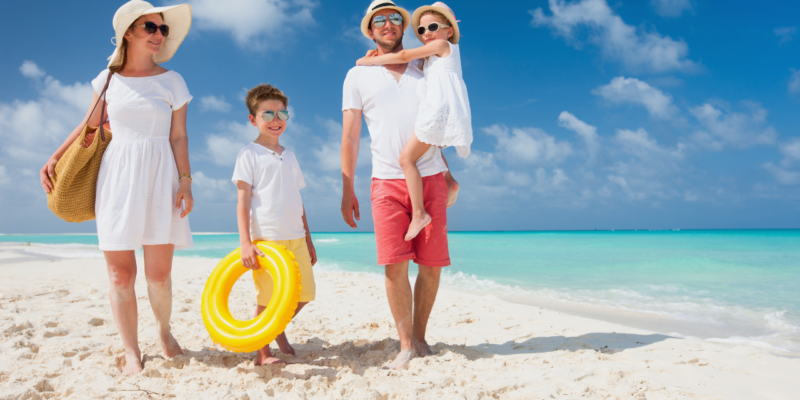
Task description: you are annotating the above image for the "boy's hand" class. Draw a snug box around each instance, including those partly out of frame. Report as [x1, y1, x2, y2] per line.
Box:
[240, 242, 264, 270]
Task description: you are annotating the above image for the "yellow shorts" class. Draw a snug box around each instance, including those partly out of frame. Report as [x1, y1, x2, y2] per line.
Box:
[253, 238, 315, 305]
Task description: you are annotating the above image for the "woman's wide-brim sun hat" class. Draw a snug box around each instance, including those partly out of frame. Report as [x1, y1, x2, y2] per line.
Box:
[108, 0, 192, 68]
[412, 2, 460, 44]
[360, 0, 411, 39]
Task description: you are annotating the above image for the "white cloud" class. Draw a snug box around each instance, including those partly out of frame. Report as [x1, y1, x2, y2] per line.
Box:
[615, 128, 684, 161]
[780, 138, 800, 165]
[185, 0, 318, 47]
[199, 95, 232, 113]
[531, 0, 698, 73]
[689, 102, 778, 150]
[775, 27, 796, 45]
[483, 124, 572, 165]
[651, 0, 693, 18]
[789, 70, 800, 94]
[763, 163, 800, 186]
[558, 111, 600, 164]
[20, 60, 45, 78]
[592, 77, 679, 119]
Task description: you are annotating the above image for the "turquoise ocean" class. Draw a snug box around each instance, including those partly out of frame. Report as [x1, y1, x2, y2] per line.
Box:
[2, 230, 799, 356]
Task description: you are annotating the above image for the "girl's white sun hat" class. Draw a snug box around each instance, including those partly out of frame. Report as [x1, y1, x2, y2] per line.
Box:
[108, 0, 192, 68]
[361, 0, 411, 39]
[412, 2, 460, 44]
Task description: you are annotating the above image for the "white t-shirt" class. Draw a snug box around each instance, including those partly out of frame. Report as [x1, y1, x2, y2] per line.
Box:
[232, 143, 306, 241]
[343, 61, 448, 179]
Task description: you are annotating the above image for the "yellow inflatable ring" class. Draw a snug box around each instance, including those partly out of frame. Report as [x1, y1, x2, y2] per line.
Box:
[201, 241, 302, 353]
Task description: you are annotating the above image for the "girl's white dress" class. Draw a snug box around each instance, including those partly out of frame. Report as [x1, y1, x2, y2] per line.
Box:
[415, 41, 472, 158]
[91, 69, 193, 251]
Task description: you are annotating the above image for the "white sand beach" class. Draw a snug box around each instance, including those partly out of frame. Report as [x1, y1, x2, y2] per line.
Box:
[1, 242, 798, 400]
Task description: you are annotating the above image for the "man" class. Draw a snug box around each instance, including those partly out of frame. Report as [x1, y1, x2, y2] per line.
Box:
[340, 0, 458, 370]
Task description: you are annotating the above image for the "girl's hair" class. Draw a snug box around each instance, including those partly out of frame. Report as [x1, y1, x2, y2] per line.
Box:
[420, 10, 453, 41]
[110, 13, 165, 73]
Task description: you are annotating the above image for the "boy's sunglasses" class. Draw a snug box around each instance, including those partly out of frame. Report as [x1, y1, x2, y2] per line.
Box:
[372, 13, 403, 29]
[134, 21, 170, 37]
[417, 22, 450, 35]
[260, 110, 290, 122]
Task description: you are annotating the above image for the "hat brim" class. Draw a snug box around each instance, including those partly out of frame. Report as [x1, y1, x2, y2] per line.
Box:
[411, 6, 459, 44]
[360, 5, 411, 40]
[108, 4, 192, 67]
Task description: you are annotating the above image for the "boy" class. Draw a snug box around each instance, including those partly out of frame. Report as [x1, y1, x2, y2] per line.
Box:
[232, 84, 317, 365]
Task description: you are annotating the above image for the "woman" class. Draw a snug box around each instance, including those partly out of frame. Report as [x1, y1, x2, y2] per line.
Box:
[39, 0, 194, 374]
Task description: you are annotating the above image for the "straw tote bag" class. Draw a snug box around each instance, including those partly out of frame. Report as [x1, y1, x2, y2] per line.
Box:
[47, 70, 114, 223]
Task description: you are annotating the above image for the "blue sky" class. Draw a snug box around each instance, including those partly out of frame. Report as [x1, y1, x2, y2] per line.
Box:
[1, 0, 799, 234]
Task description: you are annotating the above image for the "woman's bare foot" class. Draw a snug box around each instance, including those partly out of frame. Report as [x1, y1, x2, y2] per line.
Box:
[404, 213, 432, 241]
[159, 332, 183, 358]
[274, 333, 296, 356]
[116, 352, 143, 374]
[382, 349, 415, 370]
[413, 339, 434, 357]
[446, 180, 459, 208]
[256, 346, 289, 365]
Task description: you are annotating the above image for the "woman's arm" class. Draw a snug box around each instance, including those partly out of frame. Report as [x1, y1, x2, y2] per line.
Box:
[39, 92, 108, 193]
[301, 207, 317, 266]
[169, 105, 193, 218]
[237, 181, 263, 269]
[356, 40, 451, 66]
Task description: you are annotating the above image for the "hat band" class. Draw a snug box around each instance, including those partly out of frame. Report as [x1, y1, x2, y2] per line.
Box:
[372, 2, 395, 11]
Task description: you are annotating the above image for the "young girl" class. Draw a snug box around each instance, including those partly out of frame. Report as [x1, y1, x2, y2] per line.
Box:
[357, 2, 472, 241]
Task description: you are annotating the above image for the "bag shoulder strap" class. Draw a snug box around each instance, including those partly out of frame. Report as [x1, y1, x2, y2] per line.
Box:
[87, 70, 114, 142]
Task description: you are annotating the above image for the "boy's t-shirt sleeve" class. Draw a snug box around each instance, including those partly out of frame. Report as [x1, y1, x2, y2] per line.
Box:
[290, 153, 306, 190]
[342, 68, 362, 111]
[231, 146, 255, 186]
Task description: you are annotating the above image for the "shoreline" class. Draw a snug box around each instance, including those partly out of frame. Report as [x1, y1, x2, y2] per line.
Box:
[1, 245, 799, 398]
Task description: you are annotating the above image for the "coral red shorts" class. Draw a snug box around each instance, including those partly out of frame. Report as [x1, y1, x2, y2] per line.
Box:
[370, 172, 450, 267]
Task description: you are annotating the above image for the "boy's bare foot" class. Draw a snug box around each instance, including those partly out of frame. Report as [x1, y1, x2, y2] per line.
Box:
[116, 352, 143, 374]
[274, 332, 296, 356]
[159, 332, 183, 358]
[413, 339, 434, 357]
[404, 213, 432, 241]
[256, 346, 289, 365]
[446, 180, 459, 208]
[382, 349, 415, 370]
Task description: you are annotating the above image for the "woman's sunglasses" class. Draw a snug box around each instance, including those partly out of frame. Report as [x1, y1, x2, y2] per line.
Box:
[417, 22, 450, 35]
[134, 21, 170, 37]
[372, 13, 403, 29]
[260, 110, 290, 122]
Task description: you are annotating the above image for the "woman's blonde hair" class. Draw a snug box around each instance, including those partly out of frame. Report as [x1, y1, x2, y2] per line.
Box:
[110, 13, 164, 73]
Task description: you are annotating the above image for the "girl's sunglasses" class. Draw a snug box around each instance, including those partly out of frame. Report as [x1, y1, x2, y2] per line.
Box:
[134, 21, 170, 37]
[417, 22, 450, 35]
[260, 110, 290, 122]
[372, 13, 403, 28]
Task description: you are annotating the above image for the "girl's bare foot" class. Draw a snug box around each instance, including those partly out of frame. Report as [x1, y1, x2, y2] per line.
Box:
[404, 213, 432, 241]
[382, 349, 415, 370]
[274, 333, 296, 356]
[116, 352, 143, 374]
[446, 180, 459, 208]
[160, 332, 183, 358]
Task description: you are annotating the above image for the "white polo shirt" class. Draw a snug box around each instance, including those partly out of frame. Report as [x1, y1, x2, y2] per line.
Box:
[232, 143, 306, 241]
[343, 61, 448, 179]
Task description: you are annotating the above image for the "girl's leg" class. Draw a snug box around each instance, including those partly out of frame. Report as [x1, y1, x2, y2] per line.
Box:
[255, 302, 308, 365]
[104, 250, 142, 374]
[399, 133, 433, 241]
[143, 244, 183, 358]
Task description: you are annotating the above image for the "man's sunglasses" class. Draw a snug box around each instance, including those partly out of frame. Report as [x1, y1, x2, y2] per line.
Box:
[372, 13, 403, 29]
[417, 22, 450, 35]
[134, 21, 170, 37]
[260, 110, 290, 122]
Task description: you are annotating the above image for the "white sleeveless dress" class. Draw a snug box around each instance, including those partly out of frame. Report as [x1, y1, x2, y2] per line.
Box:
[415, 41, 473, 158]
[90, 69, 193, 251]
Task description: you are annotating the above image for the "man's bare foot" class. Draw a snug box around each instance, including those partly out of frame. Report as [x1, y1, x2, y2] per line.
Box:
[274, 333, 296, 356]
[159, 332, 183, 358]
[404, 213, 432, 241]
[446, 180, 459, 208]
[382, 349, 415, 370]
[413, 339, 434, 357]
[116, 352, 143, 374]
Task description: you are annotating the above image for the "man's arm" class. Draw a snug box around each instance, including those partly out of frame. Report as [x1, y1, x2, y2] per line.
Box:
[341, 108, 363, 228]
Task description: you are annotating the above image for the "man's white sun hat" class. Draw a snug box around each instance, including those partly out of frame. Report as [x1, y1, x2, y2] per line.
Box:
[361, 0, 411, 39]
[412, 2, 460, 44]
[108, 0, 192, 68]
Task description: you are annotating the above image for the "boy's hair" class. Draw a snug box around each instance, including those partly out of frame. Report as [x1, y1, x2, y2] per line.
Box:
[245, 84, 289, 115]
